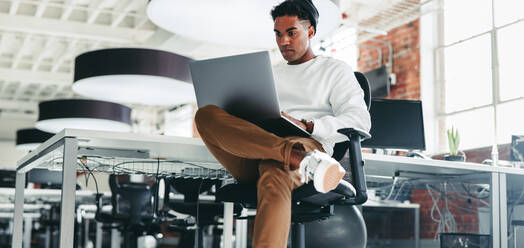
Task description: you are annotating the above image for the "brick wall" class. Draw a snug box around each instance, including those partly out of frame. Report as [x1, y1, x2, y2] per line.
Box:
[357, 20, 420, 100]
[432, 144, 510, 163]
[411, 189, 482, 239]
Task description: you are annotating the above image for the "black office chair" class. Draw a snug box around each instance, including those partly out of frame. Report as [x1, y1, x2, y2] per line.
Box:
[95, 175, 159, 248]
[215, 71, 371, 248]
[163, 177, 242, 248]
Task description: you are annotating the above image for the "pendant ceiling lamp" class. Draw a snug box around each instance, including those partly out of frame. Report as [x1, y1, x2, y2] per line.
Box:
[73, 48, 195, 106]
[16, 128, 54, 151]
[147, 0, 342, 49]
[35, 99, 132, 133]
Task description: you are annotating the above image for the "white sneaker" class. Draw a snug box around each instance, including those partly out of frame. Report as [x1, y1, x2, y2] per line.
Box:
[298, 150, 346, 193]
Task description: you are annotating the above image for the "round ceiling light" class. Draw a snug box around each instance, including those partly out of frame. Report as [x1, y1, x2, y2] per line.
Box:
[16, 128, 54, 151]
[35, 99, 132, 133]
[147, 0, 342, 49]
[73, 48, 195, 106]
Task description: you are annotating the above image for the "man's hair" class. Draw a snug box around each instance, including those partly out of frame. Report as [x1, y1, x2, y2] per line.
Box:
[270, 0, 319, 34]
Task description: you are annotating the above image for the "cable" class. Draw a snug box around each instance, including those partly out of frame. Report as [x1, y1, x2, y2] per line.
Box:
[152, 158, 161, 218]
[385, 177, 398, 200]
[77, 159, 99, 197]
[426, 183, 457, 238]
[426, 184, 443, 238]
[508, 184, 524, 233]
[84, 157, 224, 178]
[392, 180, 411, 201]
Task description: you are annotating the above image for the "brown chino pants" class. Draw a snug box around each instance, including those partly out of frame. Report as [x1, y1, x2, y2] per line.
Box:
[194, 105, 325, 248]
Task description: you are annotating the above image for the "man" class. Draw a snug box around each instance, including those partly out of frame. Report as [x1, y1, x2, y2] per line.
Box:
[194, 0, 371, 247]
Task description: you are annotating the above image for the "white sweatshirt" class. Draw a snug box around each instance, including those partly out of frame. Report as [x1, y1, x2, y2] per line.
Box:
[272, 56, 371, 155]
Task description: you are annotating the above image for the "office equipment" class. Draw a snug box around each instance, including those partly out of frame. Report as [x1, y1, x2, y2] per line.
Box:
[362, 99, 426, 150]
[362, 201, 420, 248]
[510, 135, 524, 162]
[0, 170, 17, 188]
[95, 175, 158, 248]
[190, 51, 310, 137]
[163, 178, 241, 248]
[364, 66, 390, 98]
[27, 169, 62, 188]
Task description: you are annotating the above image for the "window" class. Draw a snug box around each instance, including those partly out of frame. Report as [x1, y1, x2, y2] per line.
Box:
[497, 21, 524, 101]
[437, 0, 524, 151]
[443, 34, 492, 113]
[315, 27, 358, 69]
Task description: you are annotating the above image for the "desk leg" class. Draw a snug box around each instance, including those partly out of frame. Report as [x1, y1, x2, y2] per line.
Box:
[491, 172, 501, 248]
[23, 217, 32, 248]
[84, 219, 90, 248]
[96, 221, 103, 248]
[223, 202, 233, 248]
[415, 207, 420, 248]
[500, 173, 508, 248]
[235, 219, 247, 248]
[111, 228, 120, 248]
[12, 171, 26, 248]
[45, 226, 50, 248]
[59, 137, 78, 248]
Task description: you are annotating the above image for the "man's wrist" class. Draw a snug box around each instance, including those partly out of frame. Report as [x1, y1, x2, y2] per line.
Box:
[301, 119, 314, 134]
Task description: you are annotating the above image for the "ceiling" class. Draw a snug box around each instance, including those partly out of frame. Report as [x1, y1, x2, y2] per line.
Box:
[0, 0, 435, 141]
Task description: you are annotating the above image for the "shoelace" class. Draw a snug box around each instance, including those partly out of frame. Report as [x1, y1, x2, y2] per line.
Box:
[299, 150, 322, 184]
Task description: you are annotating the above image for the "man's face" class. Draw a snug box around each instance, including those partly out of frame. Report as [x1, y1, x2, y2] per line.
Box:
[274, 15, 314, 63]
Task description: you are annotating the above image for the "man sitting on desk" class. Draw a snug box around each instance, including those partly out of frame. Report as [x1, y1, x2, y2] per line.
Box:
[194, 0, 371, 247]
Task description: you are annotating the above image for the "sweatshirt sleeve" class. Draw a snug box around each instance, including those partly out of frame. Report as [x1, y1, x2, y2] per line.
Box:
[310, 64, 371, 144]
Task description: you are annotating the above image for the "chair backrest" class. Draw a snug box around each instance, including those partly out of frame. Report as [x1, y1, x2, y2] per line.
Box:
[354, 71, 371, 111]
[109, 175, 153, 226]
[331, 72, 371, 161]
[166, 177, 219, 202]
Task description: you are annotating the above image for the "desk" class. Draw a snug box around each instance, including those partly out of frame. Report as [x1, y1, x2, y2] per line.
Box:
[11, 129, 520, 248]
[12, 129, 231, 248]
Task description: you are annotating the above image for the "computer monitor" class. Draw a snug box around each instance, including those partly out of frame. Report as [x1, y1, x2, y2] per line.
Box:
[364, 66, 390, 98]
[27, 169, 62, 187]
[0, 170, 16, 188]
[361, 99, 426, 150]
[510, 135, 524, 162]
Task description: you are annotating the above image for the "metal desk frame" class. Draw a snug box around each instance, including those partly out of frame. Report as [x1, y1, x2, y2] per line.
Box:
[12, 129, 226, 248]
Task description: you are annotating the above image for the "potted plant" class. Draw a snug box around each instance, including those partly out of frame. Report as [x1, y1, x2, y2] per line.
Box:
[445, 126, 465, 161]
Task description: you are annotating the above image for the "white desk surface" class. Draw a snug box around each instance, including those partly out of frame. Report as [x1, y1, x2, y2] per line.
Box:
[363, 200, 420, 209]
[16, 129, 524, 179]
[361, 153, 498, 180]
[17, 129, 218, 169]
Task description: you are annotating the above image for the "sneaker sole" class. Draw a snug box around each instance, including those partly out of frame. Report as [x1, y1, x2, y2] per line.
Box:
[322, 164, 345, 192]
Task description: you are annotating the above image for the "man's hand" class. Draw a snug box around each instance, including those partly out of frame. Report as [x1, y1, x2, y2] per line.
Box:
[281, 111, 307, 130]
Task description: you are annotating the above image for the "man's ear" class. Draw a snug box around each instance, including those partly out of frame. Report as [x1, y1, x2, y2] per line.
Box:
[308, 25, 315, 39]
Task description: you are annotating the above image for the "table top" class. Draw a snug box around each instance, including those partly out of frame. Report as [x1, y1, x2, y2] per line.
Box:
[16, 129, 524, 180]
[17, 129, 228, 178]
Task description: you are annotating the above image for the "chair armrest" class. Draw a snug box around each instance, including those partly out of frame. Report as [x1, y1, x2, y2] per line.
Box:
[336, 128, 370, 205]
[337, 128, 371, 140]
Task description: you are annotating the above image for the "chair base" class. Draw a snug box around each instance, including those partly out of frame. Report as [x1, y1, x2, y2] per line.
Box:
[291, 223, 305, 248]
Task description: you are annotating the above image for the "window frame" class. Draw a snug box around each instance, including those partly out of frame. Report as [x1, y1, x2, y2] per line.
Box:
[435, 0, 524, 152]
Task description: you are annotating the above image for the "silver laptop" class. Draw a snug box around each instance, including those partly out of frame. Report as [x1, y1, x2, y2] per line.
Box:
[189, 51, 310, 138]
